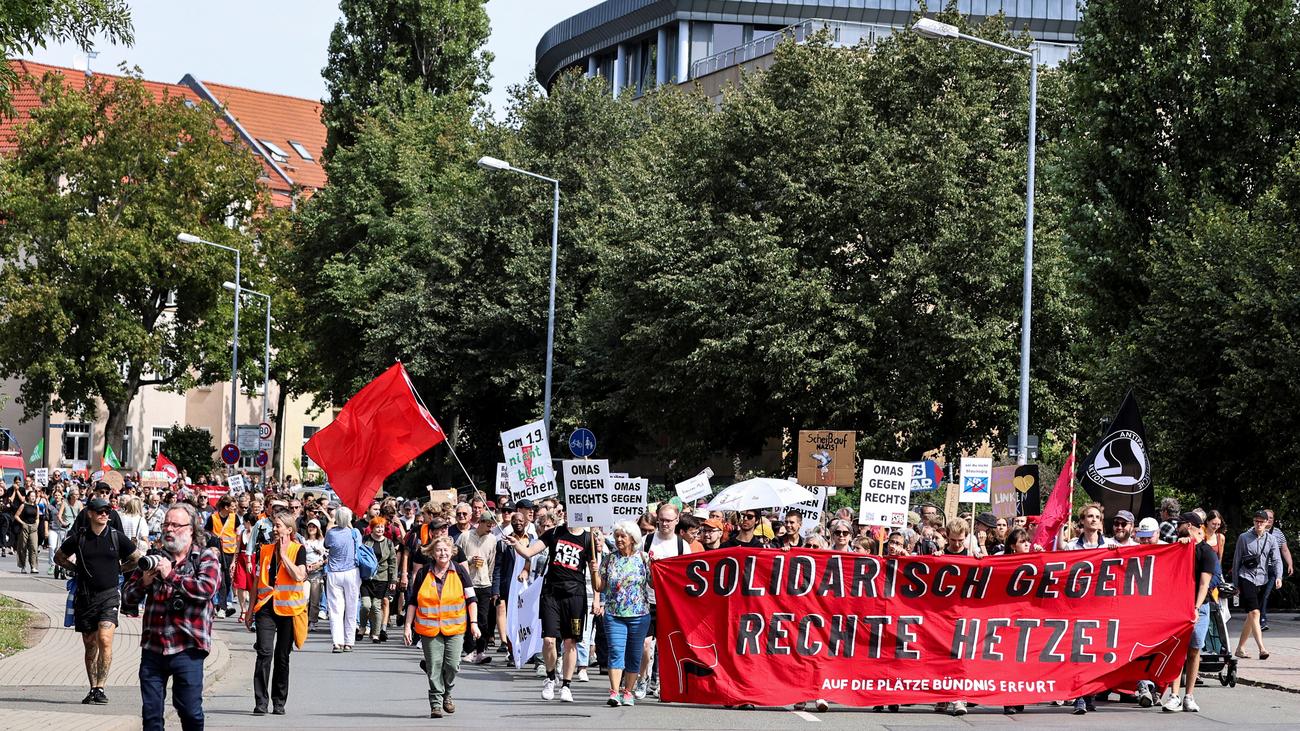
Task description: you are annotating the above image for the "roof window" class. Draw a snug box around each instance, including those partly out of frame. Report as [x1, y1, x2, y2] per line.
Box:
[258, 139, 289, 163]
[288, 140, 314, 161]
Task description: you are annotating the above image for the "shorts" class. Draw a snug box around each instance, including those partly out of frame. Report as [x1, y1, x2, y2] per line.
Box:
[360, 579, 393, 601]
[1191, 602, 1211, 650]
[1236, 581, 1266, 613]
[540, 592, 585, 641]
[74, 588, 121, 634]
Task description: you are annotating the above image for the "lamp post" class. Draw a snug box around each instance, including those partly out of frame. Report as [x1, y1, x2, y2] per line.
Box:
[223, 282, 271, 426]
[912, 17, 1038, 466]
[477, 155, 561, 430]
[177, 232, 240, 448]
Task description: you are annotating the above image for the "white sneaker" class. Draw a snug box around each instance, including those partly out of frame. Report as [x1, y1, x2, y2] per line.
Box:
[559, 685, 574, 703]
[814, 699, 830, 712]
[577, 668, 589, 682]
[534, 663, 547, 677]
[950, 700, 967, 716]
[633, 678, 647, 700]
[1182, 695, 1199, 712]
[541, 679, 555, 700]
[1162, 694, 1183, 712]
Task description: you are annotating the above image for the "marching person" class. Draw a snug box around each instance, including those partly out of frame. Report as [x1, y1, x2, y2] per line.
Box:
[325, 506, 361, 652]
[1232, 510, 1282, 660]
[1260, 509, 1292, 631]
[457, 510, 498, 663]
[206, 495, 240, 618]
[1163, 513, 1216, 713]
[404, 535, 479, 719]
[54, 496, 144, 705]
[122, 502, 222, 731]
[592, 520, 652, 707]
[247, 511, 307, 715]
[360, 516, 397, 643]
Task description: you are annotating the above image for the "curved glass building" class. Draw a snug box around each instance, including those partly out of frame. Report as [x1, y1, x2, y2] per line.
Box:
[536, 1, 1082, 99]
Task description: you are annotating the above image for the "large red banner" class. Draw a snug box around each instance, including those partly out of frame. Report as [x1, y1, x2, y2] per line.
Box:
[652, 544, 1195, 706]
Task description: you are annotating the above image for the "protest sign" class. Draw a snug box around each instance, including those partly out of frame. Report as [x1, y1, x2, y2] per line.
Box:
[506, 556, 543, 669]
[32, 468, 48, 487]
[907, 460, 941, 492]
[426, 488, 457, 505]
[989, 465, 1019, 519]
[675, 467, 714, 503]
[653, 543, 1194, 707]
[943, 481, 960, 520]
[784, 484, 828, 537]
[858, 459, 910, 529]
[609, 475, 649, 523]
[495, 463, 511, 497]
[562, 459, 616, 528]
[139, 471, 170, 490]
[501, 420, 558, 501]
[226, 474, 247, 494]
[796, 430, 857, 486]
[960, 456, 993, 504]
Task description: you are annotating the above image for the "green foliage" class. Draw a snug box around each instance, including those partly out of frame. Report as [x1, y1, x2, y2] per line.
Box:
[0, 0, 133, 115]
[159, 424, 215, 479]
[0, 69, 266, 458]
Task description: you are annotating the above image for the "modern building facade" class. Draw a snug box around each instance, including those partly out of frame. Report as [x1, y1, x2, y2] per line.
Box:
[537, 0, 1082, 101]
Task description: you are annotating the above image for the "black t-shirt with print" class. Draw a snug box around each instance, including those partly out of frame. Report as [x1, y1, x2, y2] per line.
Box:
[723, 534, 769, 549]
[539, 527, 592, 597]
[1193, 541, 1217, 602]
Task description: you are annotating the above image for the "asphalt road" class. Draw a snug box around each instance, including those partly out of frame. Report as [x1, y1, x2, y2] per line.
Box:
[200, 618, 1300, 730]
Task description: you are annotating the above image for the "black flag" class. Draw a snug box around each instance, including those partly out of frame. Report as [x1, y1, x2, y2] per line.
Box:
[1081, 390, 1155, 520]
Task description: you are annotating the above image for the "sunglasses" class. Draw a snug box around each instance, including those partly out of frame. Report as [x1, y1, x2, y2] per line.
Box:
[740, 514, 758, 520]
[93, 508, 112, 516]
[832, 530, 851, 536]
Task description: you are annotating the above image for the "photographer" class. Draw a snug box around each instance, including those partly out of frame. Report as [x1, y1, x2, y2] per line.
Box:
[53, 496, 144, 706]
[121, 503, 222, 731]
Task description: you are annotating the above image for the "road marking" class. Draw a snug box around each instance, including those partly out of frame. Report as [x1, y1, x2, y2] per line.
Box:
[792, 710, 822, 722]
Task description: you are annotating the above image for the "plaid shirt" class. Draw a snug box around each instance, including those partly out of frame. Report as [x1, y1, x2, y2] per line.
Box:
[122, 546, 221, 656]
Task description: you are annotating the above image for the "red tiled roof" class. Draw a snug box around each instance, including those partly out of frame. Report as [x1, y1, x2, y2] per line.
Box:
[198, 79, 327, 192]
[1, 60, 201, 154]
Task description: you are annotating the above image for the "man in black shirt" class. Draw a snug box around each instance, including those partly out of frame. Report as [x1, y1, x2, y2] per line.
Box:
[513, 523, 595, 704]
[1162, 513, 1216, 713]
[723, 510, 770, 548]
[54, 497, 143, 705]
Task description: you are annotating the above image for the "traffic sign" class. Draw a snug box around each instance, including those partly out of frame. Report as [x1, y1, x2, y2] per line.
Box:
[568, 428, 596, 458]
[254, 450, 269, 467]
[221, 443, 241, 465]
[236, 425, 260, 452]
[258, 422, 273, 439]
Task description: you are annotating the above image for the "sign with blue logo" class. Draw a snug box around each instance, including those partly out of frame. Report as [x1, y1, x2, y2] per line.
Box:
[568, 428, 596, 458]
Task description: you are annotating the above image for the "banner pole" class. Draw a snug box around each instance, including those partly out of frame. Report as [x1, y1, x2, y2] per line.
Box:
[1070, 433, 1077, 488]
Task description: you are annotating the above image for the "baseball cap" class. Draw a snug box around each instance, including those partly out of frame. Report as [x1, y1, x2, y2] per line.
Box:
[479, 510, 498, 524]
[87, 497, 112, 512]
[1177, 512, 1203, 527]
[1135, 517, 1159, 537]
[1114, 510, 1135, 524]
[1253, 510, 1270, 520]
[975, 512, 998, 529]
[514, 498, 535, 510]
[703, 518, 727, 531]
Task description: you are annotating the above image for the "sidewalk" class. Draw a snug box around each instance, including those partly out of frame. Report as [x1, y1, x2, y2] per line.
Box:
[1229, 612, 1300, 693]
[0, 556, 234, 731]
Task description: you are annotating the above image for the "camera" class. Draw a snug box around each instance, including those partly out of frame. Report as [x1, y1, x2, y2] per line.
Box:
[138, 554, 162, 572]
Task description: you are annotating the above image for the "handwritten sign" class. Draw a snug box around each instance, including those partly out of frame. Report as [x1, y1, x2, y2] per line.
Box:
[501, 420, 558, 501]
[674, 467, 714, 503]
[796, 430, 857, 487]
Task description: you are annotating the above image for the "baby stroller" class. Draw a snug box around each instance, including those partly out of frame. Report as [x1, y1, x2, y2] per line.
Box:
[1201, 583, 1238, 687]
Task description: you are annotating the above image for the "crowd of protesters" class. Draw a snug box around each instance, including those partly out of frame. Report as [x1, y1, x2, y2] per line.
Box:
[6, 467, 1294, 723]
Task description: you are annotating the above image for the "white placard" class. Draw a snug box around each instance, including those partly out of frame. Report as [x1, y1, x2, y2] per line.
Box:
[507, 556, 543, 669]
[609, 475, 648, 524]
[562, 459, 616, 528]
[500, 420, 558, 501]
[237, 425, 260, 452]
[227, 474, 247, 494]
[495, 463, 511, 496]
[784, 483, 828, 537]
[32, 468, 48, 487]
[959, 456, 993, 504]
[674, 467, 714, 503]
[858, 459, 911, 528]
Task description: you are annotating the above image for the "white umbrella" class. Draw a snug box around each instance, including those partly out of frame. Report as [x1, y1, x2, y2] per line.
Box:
[702, 478, 817, 512]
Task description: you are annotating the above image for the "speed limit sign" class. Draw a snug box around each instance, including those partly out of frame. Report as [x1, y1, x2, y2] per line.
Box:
[258, 422, 272, 439]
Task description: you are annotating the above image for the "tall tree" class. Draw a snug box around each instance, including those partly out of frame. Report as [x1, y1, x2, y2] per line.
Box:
[321, 0, 491, 155]
[0, 69, 265, 464]
[0, 0, 133, 114]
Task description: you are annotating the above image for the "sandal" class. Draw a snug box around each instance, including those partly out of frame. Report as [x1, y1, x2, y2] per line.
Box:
[1233, 649, 1250, 659]
[1259, 651, 1270, 660]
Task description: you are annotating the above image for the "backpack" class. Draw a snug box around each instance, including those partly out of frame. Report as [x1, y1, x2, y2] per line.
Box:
[643, 533, 685, 558]
[353, 528, 378, 580]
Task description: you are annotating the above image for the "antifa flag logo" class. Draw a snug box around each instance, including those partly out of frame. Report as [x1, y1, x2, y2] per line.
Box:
[1082, 390, 1155, 519]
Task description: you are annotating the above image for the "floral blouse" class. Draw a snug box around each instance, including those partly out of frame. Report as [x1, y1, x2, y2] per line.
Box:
[599, 551, 651, 617]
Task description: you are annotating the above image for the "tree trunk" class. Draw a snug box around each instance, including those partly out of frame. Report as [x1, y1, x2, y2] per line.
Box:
[103, 400, 131, 470]
[274, 381, 289, 481]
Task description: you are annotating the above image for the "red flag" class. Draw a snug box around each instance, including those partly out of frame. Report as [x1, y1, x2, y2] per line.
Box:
[154, 453, 180, 484]
[1032, 453, 1074, 550]
[304, 363, 445, 515]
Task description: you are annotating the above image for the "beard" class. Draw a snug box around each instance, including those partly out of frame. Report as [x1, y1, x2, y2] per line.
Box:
[162, 533, 188, 554]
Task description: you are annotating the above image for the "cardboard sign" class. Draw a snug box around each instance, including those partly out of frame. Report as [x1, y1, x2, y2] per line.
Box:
[675, 467, 714, 503]
[989, 465, 1019, 519]
[858, 459, 911, 528]
[562, 459, 616, 528]
[784, 483, 828, 537]
[427, 488, 458, 505]
[500, 420, 558, 501]
[139, 471, 170, 490]
[796, 430, 857, 487]
[32, 468, 48, 487]
[943, 481, 961, 520]
[609, 475, 649, 523]
[495, 463, 511, 496]
[960, 456, 993, 504]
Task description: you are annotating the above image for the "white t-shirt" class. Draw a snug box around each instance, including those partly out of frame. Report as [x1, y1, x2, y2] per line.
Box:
[120, 514, 150, 551]
[645, 532, 691, 605]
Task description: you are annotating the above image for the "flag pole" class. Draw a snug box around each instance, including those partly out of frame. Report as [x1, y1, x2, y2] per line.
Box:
[402, 363, 480, 496]
[1070, 433, 1077, 488]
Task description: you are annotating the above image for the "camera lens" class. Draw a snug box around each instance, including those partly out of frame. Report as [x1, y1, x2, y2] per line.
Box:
[138, 555, 160, 572]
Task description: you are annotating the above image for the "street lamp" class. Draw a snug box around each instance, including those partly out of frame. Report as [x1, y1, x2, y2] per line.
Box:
[476, 155, 561, 430]
[223, 282, 271, 426]
[177, 232, 241, 448]
[912, 17, 1038, 466]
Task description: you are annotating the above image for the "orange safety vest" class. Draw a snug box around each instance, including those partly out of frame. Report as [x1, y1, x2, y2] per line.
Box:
[211, 512, 237, 554]
[414, 567, 467, 637]
[254, 542, 307, 616]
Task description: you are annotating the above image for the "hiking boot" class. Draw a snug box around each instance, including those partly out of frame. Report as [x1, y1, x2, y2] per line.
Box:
[442, 694, 455, 714]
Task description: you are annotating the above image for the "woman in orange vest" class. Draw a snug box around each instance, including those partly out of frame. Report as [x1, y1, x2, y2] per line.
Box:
[246, 511, 307, 716]
[403, 535, 479, 719]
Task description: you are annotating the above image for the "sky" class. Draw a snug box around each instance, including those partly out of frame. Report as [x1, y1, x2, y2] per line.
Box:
[24, 0, 602, 116]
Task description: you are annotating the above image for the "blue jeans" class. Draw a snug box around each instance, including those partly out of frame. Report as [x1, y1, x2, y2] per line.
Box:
[603, 614, 650, 672]
[140, 647, 206, 731]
